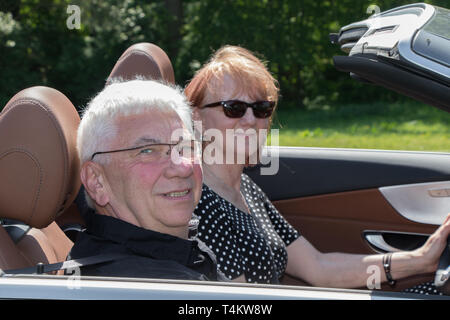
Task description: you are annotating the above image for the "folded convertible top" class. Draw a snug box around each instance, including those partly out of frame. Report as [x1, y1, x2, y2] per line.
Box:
[331, 3, 450, 112]
[334, 54, 450, 112]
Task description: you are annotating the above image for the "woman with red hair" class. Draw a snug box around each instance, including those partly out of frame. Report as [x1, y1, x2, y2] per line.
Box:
[185, 45, 450, 292]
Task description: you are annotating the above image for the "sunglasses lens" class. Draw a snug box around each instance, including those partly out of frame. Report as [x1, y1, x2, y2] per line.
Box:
[223, 101, 247, 118]
[253, 101, 275, 118]
[220, 100, 275, 119]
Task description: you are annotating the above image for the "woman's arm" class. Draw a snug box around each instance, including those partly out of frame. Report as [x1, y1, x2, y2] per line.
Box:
[285, 213, 450, 289]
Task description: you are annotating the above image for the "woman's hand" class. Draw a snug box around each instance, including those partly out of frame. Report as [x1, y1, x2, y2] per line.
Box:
[413, 213, 450, 273]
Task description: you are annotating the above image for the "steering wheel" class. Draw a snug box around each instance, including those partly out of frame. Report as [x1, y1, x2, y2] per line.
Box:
[434, 237, 450, 295]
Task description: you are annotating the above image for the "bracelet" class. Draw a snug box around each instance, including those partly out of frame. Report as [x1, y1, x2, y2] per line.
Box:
[382, 252, 396, 286]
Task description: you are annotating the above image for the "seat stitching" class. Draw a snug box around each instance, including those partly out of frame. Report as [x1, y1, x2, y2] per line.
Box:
[1, 98, 70, 224]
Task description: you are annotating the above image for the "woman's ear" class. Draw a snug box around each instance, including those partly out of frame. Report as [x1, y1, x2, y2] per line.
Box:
[80, 161, 110, 207]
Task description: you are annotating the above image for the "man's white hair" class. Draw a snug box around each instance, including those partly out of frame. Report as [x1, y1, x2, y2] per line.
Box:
[77, 79, 193, 207]
[77, 79, 192, 165]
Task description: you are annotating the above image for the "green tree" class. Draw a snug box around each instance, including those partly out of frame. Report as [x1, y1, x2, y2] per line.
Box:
[1, 0, 450, 111]
[177, 0, 450, 109]
[0, 0, 172, 109]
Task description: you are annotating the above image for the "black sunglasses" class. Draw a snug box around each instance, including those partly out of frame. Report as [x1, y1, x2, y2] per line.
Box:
[202, 100, 275, 119]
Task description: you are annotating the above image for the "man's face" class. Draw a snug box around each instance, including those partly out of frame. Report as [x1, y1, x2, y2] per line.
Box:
[94, 110, 202, 238]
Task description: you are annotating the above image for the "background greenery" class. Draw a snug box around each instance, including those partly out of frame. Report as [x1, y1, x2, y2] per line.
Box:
[272, 102, 450, 152]
[1, 0, 449, 151]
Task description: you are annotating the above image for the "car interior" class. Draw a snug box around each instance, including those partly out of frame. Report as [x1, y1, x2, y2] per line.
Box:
[0, 36, 448, 296]
[0, 86, 80, 272]
[0, 42, 174, 272]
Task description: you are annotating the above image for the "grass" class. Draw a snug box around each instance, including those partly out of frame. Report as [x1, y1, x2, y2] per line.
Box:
[268, 101, 450, 152]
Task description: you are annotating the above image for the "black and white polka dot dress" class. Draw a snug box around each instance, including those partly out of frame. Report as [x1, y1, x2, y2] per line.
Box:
[403, 282, 443, 296]
[194, 174, 300, 284]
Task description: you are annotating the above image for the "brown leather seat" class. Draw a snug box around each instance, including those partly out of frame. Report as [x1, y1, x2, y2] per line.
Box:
[107, 42, 175, 85]
[0, 86, 81, 272]
[0, 228, 29, 270]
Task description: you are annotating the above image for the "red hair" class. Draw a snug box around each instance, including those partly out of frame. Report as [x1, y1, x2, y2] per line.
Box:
[185, 45, 279, 110]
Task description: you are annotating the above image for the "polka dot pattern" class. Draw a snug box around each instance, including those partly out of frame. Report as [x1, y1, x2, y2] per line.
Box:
[194, 174, 300, 283]
[403, 282, 443, 296]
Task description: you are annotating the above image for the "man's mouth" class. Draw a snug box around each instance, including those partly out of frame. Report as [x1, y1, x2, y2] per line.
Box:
[163, 189, 190, 198]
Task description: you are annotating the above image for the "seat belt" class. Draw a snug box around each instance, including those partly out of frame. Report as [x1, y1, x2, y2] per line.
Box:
[1, 219, 31, 244]
[2, 253, 129, 276]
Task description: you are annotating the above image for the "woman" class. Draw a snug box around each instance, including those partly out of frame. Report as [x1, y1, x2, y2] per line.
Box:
[185, 45, 450, 291]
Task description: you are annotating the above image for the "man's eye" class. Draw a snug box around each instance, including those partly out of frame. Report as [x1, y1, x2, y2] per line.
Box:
[138, 147, 155, 155]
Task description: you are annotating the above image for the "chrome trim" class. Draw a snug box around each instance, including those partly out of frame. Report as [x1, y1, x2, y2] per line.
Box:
[342, 3, 449, 80]
[0, 275, 376, 300]
[62, 225, 86, 233]
[0, 275, 440, 300]
[364, 234, 402, 253]
[379, 181, 450, 225]
[363, 230, 430, 253]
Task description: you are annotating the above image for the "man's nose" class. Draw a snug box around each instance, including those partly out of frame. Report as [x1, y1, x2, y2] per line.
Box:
[164, 155, 195, 179]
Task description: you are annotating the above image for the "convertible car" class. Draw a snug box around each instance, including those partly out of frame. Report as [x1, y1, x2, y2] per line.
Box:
[0, 2, 449, 300]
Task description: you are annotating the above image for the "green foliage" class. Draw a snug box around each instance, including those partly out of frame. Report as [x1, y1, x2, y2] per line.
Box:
[271, 101, 450, 151]
[1, 0, 450, 111]
[0, 0, 171, 108]
[178, 0, 449, 109]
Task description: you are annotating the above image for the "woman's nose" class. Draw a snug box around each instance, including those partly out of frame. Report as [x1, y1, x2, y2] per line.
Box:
[240, 106, 256, 125]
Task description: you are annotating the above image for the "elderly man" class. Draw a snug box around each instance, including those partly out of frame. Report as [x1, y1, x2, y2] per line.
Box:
[69, 79, 221, 281]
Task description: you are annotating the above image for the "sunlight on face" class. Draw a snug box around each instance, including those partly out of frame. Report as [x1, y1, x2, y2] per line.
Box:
[101, 110, 202, 238]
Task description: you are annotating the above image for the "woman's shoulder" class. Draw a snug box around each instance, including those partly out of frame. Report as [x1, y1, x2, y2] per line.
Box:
[241, 173, 266, 197]
[241, 173, 256, 188]
[200, 183, 222, 200]
[196, 183, 224, 212]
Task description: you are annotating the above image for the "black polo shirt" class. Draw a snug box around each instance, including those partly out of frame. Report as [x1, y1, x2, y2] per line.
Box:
[69, 210, 223, 281]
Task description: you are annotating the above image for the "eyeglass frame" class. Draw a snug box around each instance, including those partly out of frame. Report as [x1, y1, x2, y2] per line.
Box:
[90, 140, 200, 162]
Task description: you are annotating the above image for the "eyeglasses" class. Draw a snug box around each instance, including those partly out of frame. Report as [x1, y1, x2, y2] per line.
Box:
[90, 140, 201, 163]
[202, 100, 275, 119]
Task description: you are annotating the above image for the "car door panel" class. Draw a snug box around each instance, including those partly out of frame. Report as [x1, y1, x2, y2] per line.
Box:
[274, 189, 438, 290]
[379, 181, 450, 225]
[273, 189, 437, 253]
[246, 147, 450, 201]
[245, 147, 450, 290]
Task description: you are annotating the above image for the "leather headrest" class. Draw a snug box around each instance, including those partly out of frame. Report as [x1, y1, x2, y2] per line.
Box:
[107, 42, 175, 84]
[0, 87, 81, 228]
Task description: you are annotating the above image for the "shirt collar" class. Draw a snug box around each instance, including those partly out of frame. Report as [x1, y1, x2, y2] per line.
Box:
[84, 210, 203, 267]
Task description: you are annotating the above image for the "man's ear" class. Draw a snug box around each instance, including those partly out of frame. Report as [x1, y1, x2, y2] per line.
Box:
[80, 161, 110, 207]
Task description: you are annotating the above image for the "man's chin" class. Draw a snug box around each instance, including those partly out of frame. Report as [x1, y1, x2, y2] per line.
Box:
[163, 208, 195, 227]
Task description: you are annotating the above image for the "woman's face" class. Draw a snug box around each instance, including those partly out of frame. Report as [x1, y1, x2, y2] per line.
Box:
[195, 75, 271, 165]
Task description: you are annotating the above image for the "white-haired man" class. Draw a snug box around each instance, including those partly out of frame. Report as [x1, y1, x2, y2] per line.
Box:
[69, 79, 222, 281]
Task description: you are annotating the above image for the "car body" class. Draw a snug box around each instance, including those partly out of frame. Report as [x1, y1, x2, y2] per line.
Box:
[0, 2, 449, 300]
